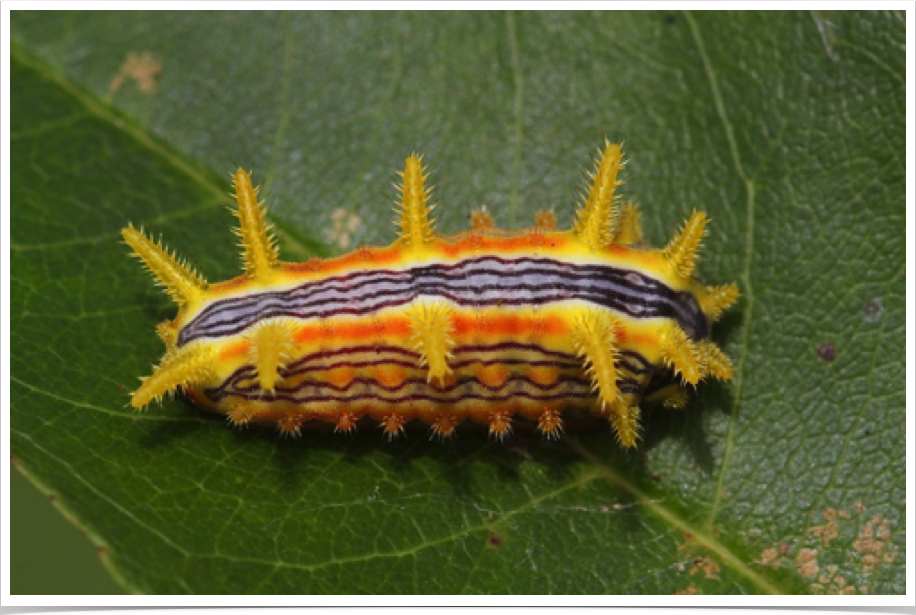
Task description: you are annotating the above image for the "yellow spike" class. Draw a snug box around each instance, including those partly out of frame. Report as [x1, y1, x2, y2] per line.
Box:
[156, 322, 178, 346]
[488, 409, 512, 441]
[122, 225, 207, 307]
[534, 210, 558, 231]
[658, 324, 702, 385]
[572, 142, 623, 251]
[380, 413, 406, 440]
[611, 202, 643, 245]
[408, 299, 455, 387]
[470, 209, 494, 231]
[246, 318, 297, 392]
[396, 155, 436, 248]
[233, 168, 279, 280]
[131, 344, 214, 409]
[609, 405, 641, 448]
[430, 413, 460, 440]
[664, 210, 707, 280]
[572, 307, 621, 410]
[537, 407, 564, 440]
[661, 388, 690, 409]
[643, 384, 690, 409]
[226, 401, 253, 427]
[334, 411, 359, 434]
[277, 412, 305, 438]
[701, 283, 740, 323]
[697, 340, 734, 381]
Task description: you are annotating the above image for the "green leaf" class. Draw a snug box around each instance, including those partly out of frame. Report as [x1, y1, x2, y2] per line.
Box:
[11, 11, 904, 594]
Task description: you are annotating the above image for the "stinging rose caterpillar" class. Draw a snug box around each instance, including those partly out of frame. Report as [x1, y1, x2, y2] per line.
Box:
[123, 142, 738, 447]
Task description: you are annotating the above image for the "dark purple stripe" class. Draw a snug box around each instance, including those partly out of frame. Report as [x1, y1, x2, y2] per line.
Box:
[177, 255, 708, 345]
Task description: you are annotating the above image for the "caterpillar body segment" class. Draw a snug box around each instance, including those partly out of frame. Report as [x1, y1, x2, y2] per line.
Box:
[123, 143, 737, 448]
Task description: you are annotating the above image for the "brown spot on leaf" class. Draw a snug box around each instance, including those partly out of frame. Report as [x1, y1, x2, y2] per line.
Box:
[760, 547, 779, 569]
[758, 505, 897, 595]
[327, 208, 363, 250]
[817, 343, 837, 362]
[110, 52, 162, 94]
[853, 515, 897, 575]
[796, 548, 819, 578]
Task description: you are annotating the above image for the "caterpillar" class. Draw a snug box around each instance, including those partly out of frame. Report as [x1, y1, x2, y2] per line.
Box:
[123, 143, 738, 447]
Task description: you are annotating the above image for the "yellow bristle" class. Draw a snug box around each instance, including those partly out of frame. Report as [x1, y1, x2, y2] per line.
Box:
[246, 318, 297, 392]
[697, 340, 734, 381]
[488, 409, 512, 440]
[572, 142, 623, 251]
[334, 411, 358, 434]
[156, 322, 178, 346]
[572, 307, 621, 410]
[278, 412, 304, 438]
[537, 408, 564, 440]
[658, 324, 702, 386]
[431, 413, 460, 440]
[611, 202, 643, 245]
[701, 283, 740, 323]
[644, 385, 690, 409]
[226, 402, 253, 427]
[664, 210, 707, 280]
[610, 406, 641, 448]
[380, 413, 406, 439]
[470, 209, 494, 231]
[122, 225, 207, 307]
[408, 299, 455, 387]
[396, 155, 436, 248]
[233, 168, 279, 280]
[534, 210, 558, 231]
[131, 344, 214, 409]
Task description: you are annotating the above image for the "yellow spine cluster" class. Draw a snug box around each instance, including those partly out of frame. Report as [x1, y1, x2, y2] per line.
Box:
[233, 169, 279, 281]
[122, 225, 207, 307]
[664, 210, 707, 281]
[131, 345, 214, 408]
[246, 318, 297, 392]
[396, 155, 436, 249]
[408, 299, 455, 387]
[572, 142, 623, 252]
